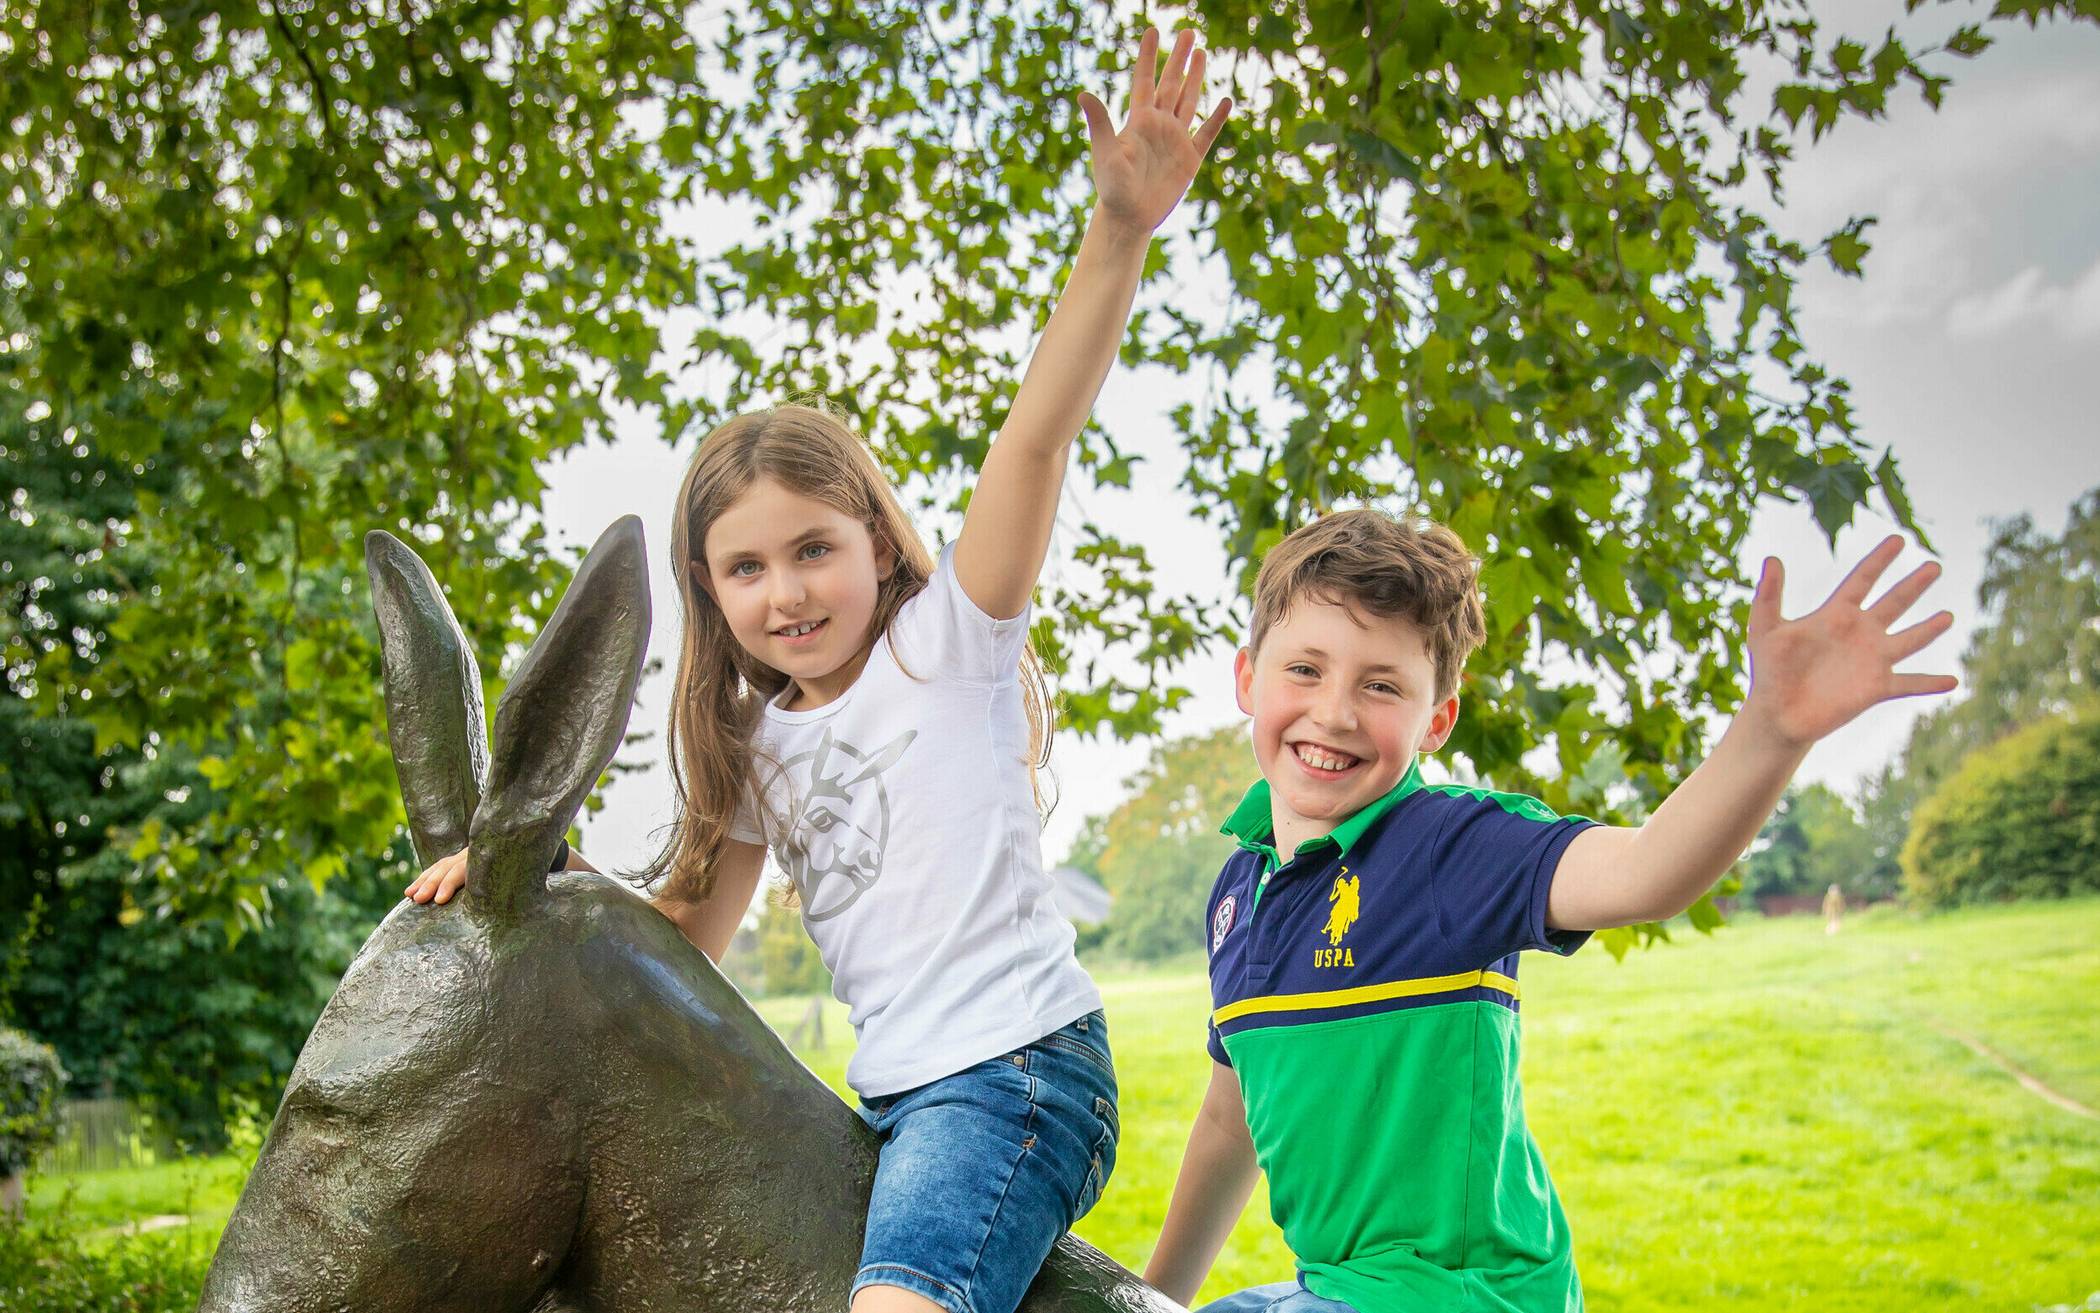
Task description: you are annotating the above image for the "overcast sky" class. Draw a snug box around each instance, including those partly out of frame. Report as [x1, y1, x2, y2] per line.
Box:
[541, 3, 2100, 881]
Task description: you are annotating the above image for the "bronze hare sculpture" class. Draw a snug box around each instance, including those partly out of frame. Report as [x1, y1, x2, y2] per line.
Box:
[198, 517, 1182, 1313]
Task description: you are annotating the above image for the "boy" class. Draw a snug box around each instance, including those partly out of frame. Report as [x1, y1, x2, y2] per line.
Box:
[1143, 510, 1954, 1312]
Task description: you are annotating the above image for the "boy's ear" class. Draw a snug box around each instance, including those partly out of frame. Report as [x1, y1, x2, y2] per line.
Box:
[1418, 695, 1461, 753]
[1233, 647, 1256, 716]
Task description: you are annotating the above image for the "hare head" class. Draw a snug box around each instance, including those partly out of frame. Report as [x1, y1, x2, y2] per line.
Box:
[198, 517, 649, 1311]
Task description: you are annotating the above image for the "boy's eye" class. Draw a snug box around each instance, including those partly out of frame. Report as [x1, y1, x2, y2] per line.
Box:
[1286, 663, 1318, 678]
[1367, 682, 1398, 696]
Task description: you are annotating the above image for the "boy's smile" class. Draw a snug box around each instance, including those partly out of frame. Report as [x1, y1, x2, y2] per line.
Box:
[1235, 597, 1460, 854]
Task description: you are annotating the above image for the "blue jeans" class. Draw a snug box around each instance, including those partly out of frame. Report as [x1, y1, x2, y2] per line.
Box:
[1198, 1283, 1362, 1313]
[852, 1011, 1120, 1313]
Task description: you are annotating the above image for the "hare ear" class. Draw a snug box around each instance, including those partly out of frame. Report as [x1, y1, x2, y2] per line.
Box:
[465, 516, 651, 921]
[365, 530, 489, 868]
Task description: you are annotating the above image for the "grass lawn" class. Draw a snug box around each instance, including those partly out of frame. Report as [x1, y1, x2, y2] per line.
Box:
[32, 898, 2100, 1310]
[761, 898, 2100, 1310]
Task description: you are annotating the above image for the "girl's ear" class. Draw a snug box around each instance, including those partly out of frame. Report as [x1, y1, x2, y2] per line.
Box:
[872, 531, 897, 582]
[687, 558, 716, 601]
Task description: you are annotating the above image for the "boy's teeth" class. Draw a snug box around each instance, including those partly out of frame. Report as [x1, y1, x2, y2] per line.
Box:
[1296, 744, 1358, 772]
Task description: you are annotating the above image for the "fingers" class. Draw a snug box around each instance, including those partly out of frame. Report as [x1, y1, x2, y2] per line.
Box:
[404, 847, 470, 905]
[1077, 91, 1114, 155]
[1831, 534, 1905, 609]
[1887, 672, 1960, 700]
[1867, 558, 1941, 626]
[1887, 609, 1955, 660]
[1748, 557, 1784, 638]
[1154, 28, 1196, 118]
[1174, 46, 1207, 122]
[1129, 26, 1159, 111]
[1192, 97, 1234, 159]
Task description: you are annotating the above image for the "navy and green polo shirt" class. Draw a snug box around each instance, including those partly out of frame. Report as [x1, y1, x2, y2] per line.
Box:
[1205, 760, 1597, 1313]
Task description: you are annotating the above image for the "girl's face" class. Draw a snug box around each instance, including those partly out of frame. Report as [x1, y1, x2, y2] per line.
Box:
[697, 477, 895, 707]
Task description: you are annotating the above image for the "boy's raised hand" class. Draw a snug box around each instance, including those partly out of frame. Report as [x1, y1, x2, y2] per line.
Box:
[1078, 28, 1232, 234]
[1743, 535, 1959, 749]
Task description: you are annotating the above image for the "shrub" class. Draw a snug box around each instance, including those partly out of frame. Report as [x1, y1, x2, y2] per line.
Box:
[1, 1028, 67, 1177]
[1901, 703, 2100, 907]
[0, 1210, 209, 1312]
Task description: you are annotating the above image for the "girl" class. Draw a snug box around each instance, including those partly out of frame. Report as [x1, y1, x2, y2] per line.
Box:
[407, 29, 1230, 1313]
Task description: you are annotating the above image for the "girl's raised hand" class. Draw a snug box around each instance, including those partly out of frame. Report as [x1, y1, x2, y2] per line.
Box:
[1078, 28, 1232, 235]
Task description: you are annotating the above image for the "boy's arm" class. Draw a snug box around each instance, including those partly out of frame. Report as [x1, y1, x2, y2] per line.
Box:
[1549, 537, 1957, 931]
[954, 27, 1230, 620]
[1144, 1061, 1261, 1306]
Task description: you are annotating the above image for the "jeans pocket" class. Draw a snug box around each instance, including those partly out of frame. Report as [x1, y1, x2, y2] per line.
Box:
[1074, 1093, 1120, 1220]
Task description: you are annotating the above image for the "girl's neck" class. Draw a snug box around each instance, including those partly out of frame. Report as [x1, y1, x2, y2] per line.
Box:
[781, 637, 880, 712]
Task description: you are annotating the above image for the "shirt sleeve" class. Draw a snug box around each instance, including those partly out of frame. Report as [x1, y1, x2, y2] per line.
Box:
[726, 783, 765, 847]
[1427, 794, 1598, 960]
[886, 542, 1032, 684]
[725, 742, 783, 848]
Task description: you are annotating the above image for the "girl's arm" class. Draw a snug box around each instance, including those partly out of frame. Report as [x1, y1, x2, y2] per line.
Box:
[1144, 1061, 1261, 1304]
[650, 838, 767, 962]
[954, 27, 1230, 620]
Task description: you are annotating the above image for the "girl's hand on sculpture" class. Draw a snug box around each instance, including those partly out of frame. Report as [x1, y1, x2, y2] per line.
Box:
[406, 847, 470, 904]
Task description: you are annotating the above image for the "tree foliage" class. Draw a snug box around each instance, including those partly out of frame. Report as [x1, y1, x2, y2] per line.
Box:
[1861, 485, 2100, 882]
[1900, 703, 2100, 908]
[687, 0, 2090, 827]
[3, 1, 704, 928]
[1735, 781, 1877, 900]
[755, 894, 830, 997]
[6, 0, 2095, 941]
[1067, 724, 1251, 963]
[0, 1026, 67, 1177]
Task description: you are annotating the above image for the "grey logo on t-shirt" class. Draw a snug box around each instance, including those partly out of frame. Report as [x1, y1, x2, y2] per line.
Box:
[776, 727, 918, 922]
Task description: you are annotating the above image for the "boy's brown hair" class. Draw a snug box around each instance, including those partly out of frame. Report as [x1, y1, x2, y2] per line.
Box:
[1248, 508, 1487, 701]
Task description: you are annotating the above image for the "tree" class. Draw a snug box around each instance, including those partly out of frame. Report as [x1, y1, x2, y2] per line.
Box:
[686, 0, 2091, 831]
[9, 0, 2094, 940]
[755, 895, 831, 998]
[1865, 486, 2100, 876]
[1736, 781, 1877, 901]
[1067, 724, 1255, 963]
[3, 1, 704, 930]
[1901, 703, 2100, 908]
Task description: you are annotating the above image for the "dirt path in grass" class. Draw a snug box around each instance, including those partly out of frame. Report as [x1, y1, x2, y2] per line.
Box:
[1931, 1021, 2099, 1120]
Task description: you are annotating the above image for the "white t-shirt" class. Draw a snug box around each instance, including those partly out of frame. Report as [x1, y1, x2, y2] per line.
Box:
[729, 545, 1103, 1097]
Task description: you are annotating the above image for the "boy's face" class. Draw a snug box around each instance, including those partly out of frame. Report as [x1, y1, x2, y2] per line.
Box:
[1235, 596, 1460, 841]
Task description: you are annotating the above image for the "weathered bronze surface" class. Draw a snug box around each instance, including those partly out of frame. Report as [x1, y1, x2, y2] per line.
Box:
[198, 516, 1185, 1312]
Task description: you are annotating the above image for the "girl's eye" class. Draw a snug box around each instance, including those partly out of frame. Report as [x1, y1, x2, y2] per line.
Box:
[729, 560, 761, 578]
[798, 542, 830, 561]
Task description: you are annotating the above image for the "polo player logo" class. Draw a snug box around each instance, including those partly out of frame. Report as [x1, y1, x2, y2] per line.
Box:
[776, 727, 917, 923]
[1324, 870, 1359, 947]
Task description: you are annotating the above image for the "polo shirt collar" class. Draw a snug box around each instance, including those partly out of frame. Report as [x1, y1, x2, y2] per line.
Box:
[1220, 758, 1426, 865]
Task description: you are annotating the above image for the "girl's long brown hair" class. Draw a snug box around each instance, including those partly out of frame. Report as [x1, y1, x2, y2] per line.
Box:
[650, 403, 1054, 903]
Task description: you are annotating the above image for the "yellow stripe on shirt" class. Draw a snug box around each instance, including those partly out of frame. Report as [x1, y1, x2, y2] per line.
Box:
[1213, 968, 1522, 1026]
